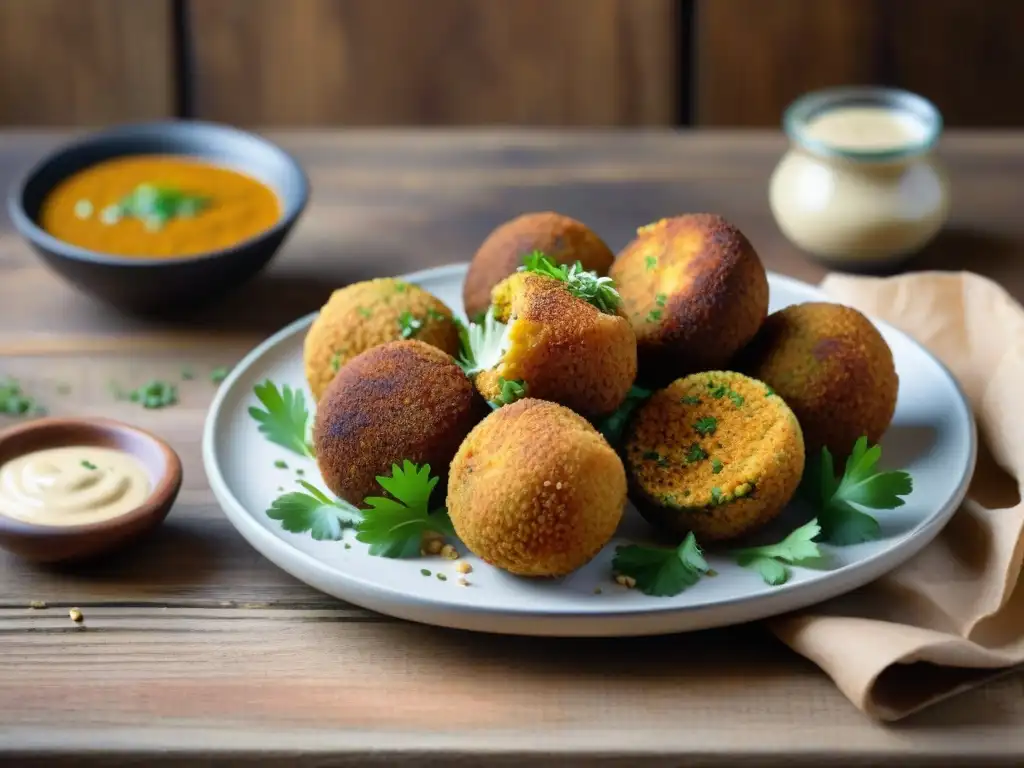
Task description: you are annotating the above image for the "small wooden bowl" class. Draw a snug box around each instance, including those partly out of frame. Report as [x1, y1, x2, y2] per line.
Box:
[0, 417, 182, 563]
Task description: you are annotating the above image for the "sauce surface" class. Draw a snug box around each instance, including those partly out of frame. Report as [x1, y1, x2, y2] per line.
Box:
[40, 155, 281, 258]
[0, 446, 151, 527]
[803, 106, 930, 153]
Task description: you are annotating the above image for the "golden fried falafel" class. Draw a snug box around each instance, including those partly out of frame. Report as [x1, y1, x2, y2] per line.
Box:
[610, 214, 769, 386]
[303, 278, 462, 401]
[313, 340, 486, 506]
[447, 398, 626, 577]
[463, 212, 615, 321]
[735, 301, 898, 459]
[472, 271, 636, 418]
[624, 371, 804, 543]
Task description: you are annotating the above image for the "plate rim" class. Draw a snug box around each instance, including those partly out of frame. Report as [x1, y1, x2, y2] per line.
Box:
[201, 263, 977, 636]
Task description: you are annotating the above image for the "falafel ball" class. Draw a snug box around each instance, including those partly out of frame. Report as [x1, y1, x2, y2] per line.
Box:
[448, 398, 626, 577]
[463, 211, 615, 321]
[735, 301, 898, 459]
[303, 278, 462, 401]
[473, 271, 637, 418]
[314, 340, 487, 506]
[624, 371, 804, 543]
[610, 214, 769, 387]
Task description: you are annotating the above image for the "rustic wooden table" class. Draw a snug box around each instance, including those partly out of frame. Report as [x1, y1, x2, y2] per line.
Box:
[1, 130, 1023, 767]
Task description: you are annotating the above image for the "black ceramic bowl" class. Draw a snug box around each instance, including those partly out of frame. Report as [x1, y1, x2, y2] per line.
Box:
[6, 120, 309, 315]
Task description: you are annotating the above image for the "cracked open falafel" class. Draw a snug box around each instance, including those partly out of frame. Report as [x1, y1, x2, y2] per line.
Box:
[470, 270, 636, 418]
[735, 301, 898, 459]
[313, 340, 487, 506]
[447, 398, 626, 577]
[462, 211, 615, 322]
[303, 278, 462, 401]
[624, 371, 804, 543]
[610, 214, 769, 387]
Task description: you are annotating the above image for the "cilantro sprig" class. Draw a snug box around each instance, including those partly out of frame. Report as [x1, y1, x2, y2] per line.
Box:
[612, 533, 708, 596]
[802, 436, 913, 545]
[594, 384, 652, 447]
[355, 461, 455, 557]
[267, 481, 362, 540]
[731, 519, 822, 585]
[520, 252, 622, 314]
[456, 307, 512, 376]
[249, 380, 314, 458]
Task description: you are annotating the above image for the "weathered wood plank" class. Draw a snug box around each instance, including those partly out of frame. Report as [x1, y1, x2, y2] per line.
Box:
[0, 0, 176, 126]
[187, 0, 679, 126]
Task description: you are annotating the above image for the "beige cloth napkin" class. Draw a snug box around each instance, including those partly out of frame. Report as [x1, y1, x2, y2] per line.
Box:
[767, 270, 1024, 721]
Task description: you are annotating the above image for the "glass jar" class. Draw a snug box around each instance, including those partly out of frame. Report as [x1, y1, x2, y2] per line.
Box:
[768, 86, 950, 269]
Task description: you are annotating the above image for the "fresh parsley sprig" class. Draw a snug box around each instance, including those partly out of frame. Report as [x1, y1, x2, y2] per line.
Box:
[355, 461, 455, 558]
[612, 533, 708, 596]
[594, 384, 653, 447]
[731, 519, 822, 586]
[520, 251, 622, 314]
[456, 307, 512, 376]
[249, 380, 314, 458]
[802, 436, 913, 546]
[267, 481, 362, 541]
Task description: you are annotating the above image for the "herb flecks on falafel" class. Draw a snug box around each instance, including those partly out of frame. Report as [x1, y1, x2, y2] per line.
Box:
[470, 271, 637, 418]
[625, 371, 804, 543]
[447, 398, 626, 577]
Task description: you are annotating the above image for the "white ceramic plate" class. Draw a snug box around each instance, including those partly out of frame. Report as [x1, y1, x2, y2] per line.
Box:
[203, 263, 976, 637]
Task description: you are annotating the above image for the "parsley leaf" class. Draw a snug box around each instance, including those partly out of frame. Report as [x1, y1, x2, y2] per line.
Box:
[398, 311, 424, 339]
[612, 533, 708, 596]
[594, 384, 653, 447]
[115, 380, 178, 409]
[490, 377, 527, 408]
[685, 443, 708, 463]
[732, 519, 822, 585]
[520, 251, 622, 314]
[0, 378, 45, 416]
[266, 481, 362, 541]
[456, 307, 512, 376]
[694, 416, 717, 436]
[249, 380, 315, 458]
[210, 366, 230, 384]
[356, 461, 454, 558]
[801, 436, 913, 545]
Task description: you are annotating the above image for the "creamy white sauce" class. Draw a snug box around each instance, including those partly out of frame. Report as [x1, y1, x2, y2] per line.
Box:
[0, 446, 151, 527]
[803, 106, 929, 153]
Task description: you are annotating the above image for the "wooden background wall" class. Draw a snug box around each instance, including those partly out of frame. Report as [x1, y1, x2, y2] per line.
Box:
[1, 0, 1022, 128]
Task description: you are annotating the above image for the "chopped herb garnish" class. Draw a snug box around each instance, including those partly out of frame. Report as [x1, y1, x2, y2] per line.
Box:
[732, 519, 822, 585]
[266, 481, 362, 541]
[645, 255, 657, 271]
[491, 377, 527, 408]
[330, 353, 342, 373]
[420, 568, 431, 577]
[296, 468, 305, 476]
[74, 199, 93, 219]
[106, 183, 212, 230]
[710, 487, 724, 505]
[426, 308, 446, 322]
[765, 385, 776, 397]
[0, 378, 45, 417]
[728, 390, 745, 407]
[398, 311, 424, 339]
[708, 384, 727, 398]
[457, 307, 512, 377]
[711, 458, 723, 474]
[643, 451, 662, 461]
[357, 306, 372, 319]
[520, 252, 622, 314]
[249, 380, 314, 458]
[680, 395, 702, 405]
[655, 293, 667, 307]
[355, 461, 455, 558]
[210, 366, 230, 384]
[117, 380, 178, 409]
[694, 416, 717, 436]
[394, 281, 408, 293]
[274, 459, 288, 470]
[181, 368, 195, 381]
[81, 460, 97, 470]
[612, 532, 708, 597]
[646, 309, 663, 322]
[684, 443, 708, 464]
[801, 436, 913, 546]
[595, 385, 653, 446]
[437, 573, 448, 582]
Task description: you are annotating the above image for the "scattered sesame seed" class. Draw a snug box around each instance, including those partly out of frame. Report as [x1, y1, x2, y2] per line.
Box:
[543, 480, 551, 487]
[455, 561, 472, 574]
[28, 601, 47, 610]
[344, 543, 352, 549]
[614, 574, 637, 589]
[441, 544, 459, 560]
[555, 482, 563, 490]
[69, 608, 84, 623]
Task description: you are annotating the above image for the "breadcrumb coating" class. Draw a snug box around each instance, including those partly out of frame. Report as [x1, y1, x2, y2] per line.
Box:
[313, 340, 486, 506]
[474, 271, 636, 418]
[735, 301, 898, 458]
[303, 278, 461, 401]
[447, 398, 626, 577]
[624, 371, 804, 542]
[610, 214, 768, 386]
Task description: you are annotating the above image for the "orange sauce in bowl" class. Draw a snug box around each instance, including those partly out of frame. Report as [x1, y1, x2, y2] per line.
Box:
[39, 155, 281, 259]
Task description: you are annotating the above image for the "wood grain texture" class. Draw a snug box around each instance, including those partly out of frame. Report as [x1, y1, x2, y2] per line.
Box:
[694, 0, 1024, 127]
[186, 0, 678, 126]
[0, 0, 175, 126]
[2, 130, 1024, 764]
